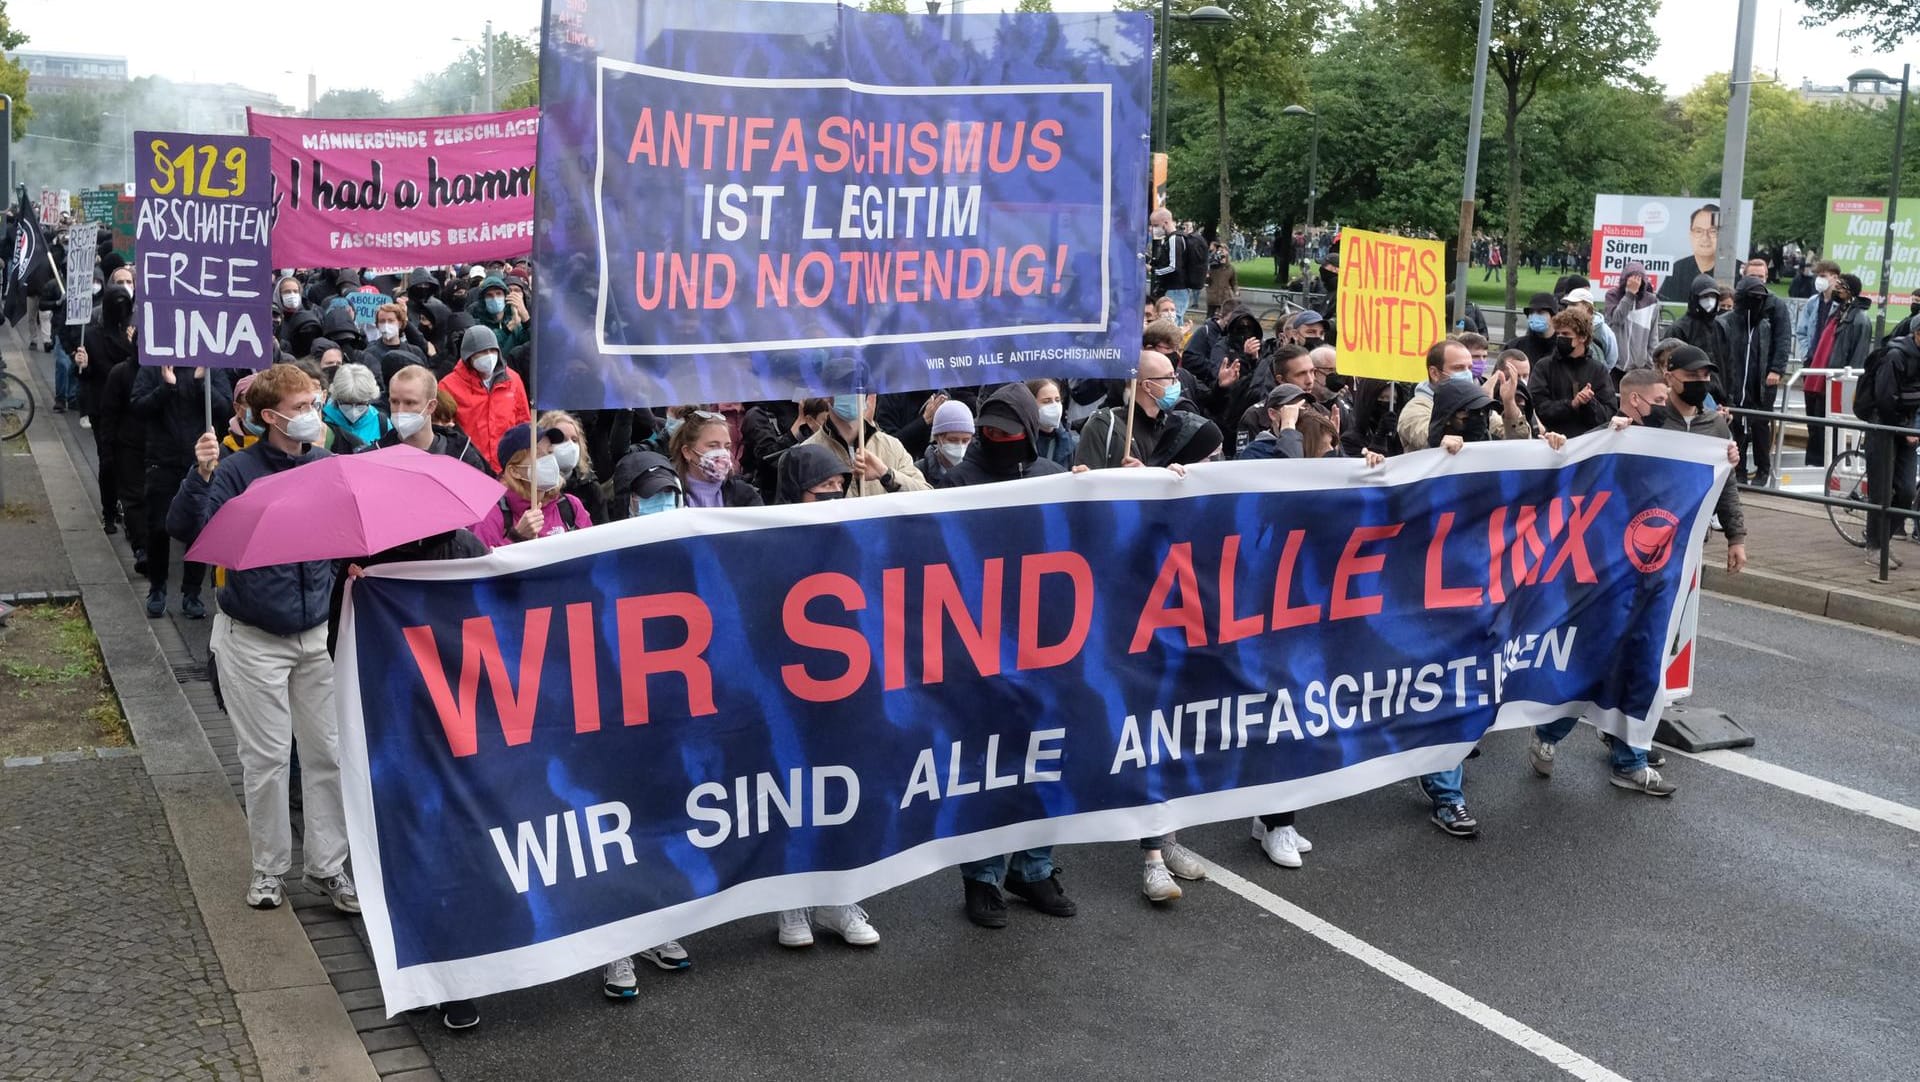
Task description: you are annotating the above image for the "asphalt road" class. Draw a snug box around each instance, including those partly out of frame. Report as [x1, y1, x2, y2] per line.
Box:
[28, 343, 1918, 1081]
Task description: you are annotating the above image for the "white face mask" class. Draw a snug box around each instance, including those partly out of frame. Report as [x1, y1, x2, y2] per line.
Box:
[1815, 275, 1832, 294]
[391, 410, 430, 440]
[280, 292, 301, 310]
[275, 408, 323, 444]
[938, 441, 968, 466]
[377, 322, 400, 342]
[469, 351, 497, 378]
[1037, 402, 1064, 431]
[531, 454, 562, 489]
[552, 441, 581, 473]
[1696, 296, 1718, 313]
[339, 403, 369, 423]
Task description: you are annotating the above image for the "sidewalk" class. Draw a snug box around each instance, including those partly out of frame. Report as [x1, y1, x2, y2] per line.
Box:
[1703, 490, 1920, 637]
[2, 333, 381, 1082]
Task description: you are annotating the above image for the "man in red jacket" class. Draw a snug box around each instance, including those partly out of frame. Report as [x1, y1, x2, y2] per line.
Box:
[440, 325, 530, 472]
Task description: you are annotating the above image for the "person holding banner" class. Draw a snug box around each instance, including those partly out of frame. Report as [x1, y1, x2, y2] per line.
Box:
[442, 326, 530, 473]
[1074, 351, 1222, 471]
[471, 427, 593, 546]
[1527, 308, 1617, 440]
[800, 381, 930, 498]
[1398, 339, 1531, 452]
[167, 363, 359, 913]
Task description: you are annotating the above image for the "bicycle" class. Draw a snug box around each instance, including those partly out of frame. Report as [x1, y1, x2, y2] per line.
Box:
[0, 351, 33, 442]
[1826, 446, 1869, 548]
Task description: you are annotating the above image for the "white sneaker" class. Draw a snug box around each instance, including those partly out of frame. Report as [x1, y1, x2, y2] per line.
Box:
[1161, 840, 1208, 881]
[813, 904, 879, 946]
[601, 957, 637, 999]
[1259, 824, 1303, 868]
[638, 941, 691, 971]
[303, 871, 361, 915]
[778, 908, 814, 948]
[246, 872, 283, 909]
[1281, 826, 1312, 853]
[1141, 860, 1183, 902]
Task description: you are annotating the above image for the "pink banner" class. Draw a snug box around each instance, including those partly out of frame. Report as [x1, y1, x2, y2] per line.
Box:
[246, 107, 538, 268]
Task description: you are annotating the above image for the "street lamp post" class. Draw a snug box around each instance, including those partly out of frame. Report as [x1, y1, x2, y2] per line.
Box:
[1152, 2, 1232, 154]
[1282, 104, 1318, 295]
[1854, 65, 1911, 339]
[101, 111, 130, 185]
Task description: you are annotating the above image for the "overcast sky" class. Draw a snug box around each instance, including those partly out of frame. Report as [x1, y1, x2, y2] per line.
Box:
[5, 0, 1909, 111]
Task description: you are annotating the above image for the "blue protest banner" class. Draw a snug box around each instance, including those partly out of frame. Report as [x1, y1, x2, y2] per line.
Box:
[337, 429, 1729, 1011]
[530, 0, 1152, 410]
[346, 290, 386, 329]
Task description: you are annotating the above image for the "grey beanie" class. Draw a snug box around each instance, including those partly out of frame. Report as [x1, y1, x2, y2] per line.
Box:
[461, 324, 499, 359]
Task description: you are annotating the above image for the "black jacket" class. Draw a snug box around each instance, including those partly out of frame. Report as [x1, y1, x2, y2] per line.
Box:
[1664, 274, 1732, 371]
[1823, 297, 1876, 375]
[131, 365, 238, 468]
[326, 527, 490, 654]
[80, 287, 137, 416]
[1181, 305, 1259, 389]
[280, 309, 323, 357]
[1073, 401, 1221, 469]
[167, 440, 337, 636]
[742, 401, 808, 502]
[1718, 276, 1790, 408]
[97, 358, 148, 460]
[1527, 343, 1616, 438]
[942, 383, 1069, 486]
[373, 424, 492, 476]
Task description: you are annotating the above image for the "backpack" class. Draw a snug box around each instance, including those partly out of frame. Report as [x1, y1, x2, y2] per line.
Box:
[1180, 233, 1211, 290]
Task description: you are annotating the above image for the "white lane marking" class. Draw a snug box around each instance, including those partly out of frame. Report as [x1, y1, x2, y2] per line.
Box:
[1696, 629, 1803, 662]
[1662, 747, 1920, 835]
[1195, 856, 1631, 1082]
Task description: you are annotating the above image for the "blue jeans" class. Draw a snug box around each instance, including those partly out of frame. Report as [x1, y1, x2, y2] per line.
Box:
[1534, 717, 1648, 773]
[1419, 765, 1465, 808]
[1161, 287, 1194, 317]
[52, 339, 76, 405]
[960, 847, 1053, 885]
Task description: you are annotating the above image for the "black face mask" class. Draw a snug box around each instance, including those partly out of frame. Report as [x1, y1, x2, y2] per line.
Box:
[1737, 294, 1764, 312]
[981, 435, 1031, 472]
[1641, 403, 1672, 428]
[1674, 380, 1710, 407]
[1461, 412, 1490, 442]
[810, 488, 845, 501]
[1323, 373, 1349, 394]
[1552, 334, 1576, 357]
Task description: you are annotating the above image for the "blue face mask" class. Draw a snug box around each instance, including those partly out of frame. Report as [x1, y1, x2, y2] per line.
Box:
[1527, 314, 1549, 334]
[663, 416, 684, 439]
[1448, 369, 1475, 383]
[1156, 383, 1182, 411]
[243, 411, 265, 437]
[630, 491, 680, 517]
[831, 394, 864, 422]
[485, 295, 506, 316]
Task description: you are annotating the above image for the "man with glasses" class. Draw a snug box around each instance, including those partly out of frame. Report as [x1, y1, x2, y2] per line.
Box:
[1660, 203, 1722, 302]
[1075, 349, 1222, 471]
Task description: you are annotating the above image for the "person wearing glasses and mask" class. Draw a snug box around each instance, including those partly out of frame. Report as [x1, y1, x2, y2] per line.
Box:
[1075, 349, 1221, 470]
[472, 427, 593, 546]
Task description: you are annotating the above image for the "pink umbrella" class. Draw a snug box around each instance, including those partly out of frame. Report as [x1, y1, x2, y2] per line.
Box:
[186, 444, 506, 570]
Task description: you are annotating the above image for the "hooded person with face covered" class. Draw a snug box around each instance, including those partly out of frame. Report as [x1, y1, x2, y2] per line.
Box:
[1718, 274, 1791, 484]
[941, 382, 1069, 487]
[1664, 273, 1732, 375]
[1603, 261, 1662, 374]
[775, 443, 855, 504]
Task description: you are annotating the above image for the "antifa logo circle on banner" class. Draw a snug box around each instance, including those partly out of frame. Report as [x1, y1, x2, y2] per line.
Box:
[1625, 508, 1680, 574]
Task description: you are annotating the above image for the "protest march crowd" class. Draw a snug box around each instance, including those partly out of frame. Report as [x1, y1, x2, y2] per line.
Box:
[14, 200, 1797, 1031]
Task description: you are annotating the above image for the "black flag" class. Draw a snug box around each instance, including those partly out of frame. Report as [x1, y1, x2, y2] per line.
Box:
[3, 186, 57, 326]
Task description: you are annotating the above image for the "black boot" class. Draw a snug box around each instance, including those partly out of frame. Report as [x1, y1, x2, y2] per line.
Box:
[962, 879, 1007, 928]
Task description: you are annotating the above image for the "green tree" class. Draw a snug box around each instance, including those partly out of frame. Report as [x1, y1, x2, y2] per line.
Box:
[1799, 0, 1920, 49]
[312, 88, 390, 119]
[0, 1, 32, 139]
[1394, 0, 1659, 332]
[866, 0, 911, 12]
[1014, 0, 1054, 10]
[400, 32, 540, 114]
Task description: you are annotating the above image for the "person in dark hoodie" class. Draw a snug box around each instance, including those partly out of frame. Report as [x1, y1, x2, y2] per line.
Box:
[167, 363, 359, 917]
[1852, 314, 1920, 560]
[775, 442, 853, 504]
[1181, 302, 1260, 390]
[1528, 307, 1616, 438]
[97, 346, 149, 565]
[1719, 274, 1791, 485]
[1663, 273, 1731, 374]
[941, 382, 1068, 487]
[81, 279, 138, 523]
[947, 380, 1081, 925]
[318, 305, 374, 372]
[132, 360, 238, 618]
[465, 274, 529, 354]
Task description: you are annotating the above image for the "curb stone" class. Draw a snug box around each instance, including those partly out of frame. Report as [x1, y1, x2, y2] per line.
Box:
[12, 334, 380, 1082]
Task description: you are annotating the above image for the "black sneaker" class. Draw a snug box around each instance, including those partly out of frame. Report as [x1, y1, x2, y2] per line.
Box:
[1004, 869, 1077, 918]
[1430, 803, 1479, 837]
[182, 593, 207, 619]
[963, 878, 1007, 928]
[132, 550, 148, 575]
[441, 999, 480, 1030]
[102, 518, 117, 535]
[52, 399, 64, 414]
